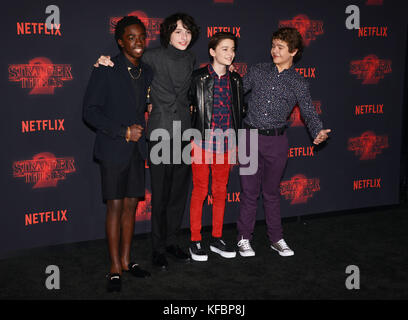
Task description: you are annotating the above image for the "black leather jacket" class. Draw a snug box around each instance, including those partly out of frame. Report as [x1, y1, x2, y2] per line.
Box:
[189, 66, 244, 137]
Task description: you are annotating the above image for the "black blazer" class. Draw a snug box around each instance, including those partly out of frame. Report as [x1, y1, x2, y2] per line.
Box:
[83, 53, 153, 163]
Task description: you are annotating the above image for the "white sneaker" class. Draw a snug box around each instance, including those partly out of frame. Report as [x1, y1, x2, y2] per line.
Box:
[270, 239, 294, 257]
[237, 238, 255, 257]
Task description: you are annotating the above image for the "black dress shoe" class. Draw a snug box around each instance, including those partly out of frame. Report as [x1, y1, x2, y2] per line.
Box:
[124, 263, 151, 278]
[106, 273, 121, 292]
[152, 252, 168, 271]
[165, 245, 191, 263]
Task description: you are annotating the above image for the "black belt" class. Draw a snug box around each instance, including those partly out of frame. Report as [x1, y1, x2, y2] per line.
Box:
[244, 123, 285, 136]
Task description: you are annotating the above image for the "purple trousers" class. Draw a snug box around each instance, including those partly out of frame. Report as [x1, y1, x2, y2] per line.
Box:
[237, 129, 288, 243]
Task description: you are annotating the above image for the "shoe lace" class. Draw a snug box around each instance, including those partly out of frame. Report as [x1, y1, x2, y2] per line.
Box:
[277, 239, 290, 250]
[238, 239, 252, 250]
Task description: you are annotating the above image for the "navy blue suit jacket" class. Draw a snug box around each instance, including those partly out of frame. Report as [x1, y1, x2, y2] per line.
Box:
[83, 53, 153, 163]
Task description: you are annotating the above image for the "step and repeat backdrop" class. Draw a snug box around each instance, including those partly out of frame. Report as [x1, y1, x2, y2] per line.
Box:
[1, 0, 406, 257]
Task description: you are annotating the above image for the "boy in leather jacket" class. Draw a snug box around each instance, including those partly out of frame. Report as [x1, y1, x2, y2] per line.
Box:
[188, 32, 244, 261]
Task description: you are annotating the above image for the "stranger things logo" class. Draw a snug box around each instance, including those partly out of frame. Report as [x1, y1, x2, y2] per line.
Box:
[350, 55, 392, 84]
[8, 57, 73, 94]
[279, 15, 324, 46]
[348, 131, 389, 160]
[135, 189, 152, 222]
[280, 174, 320, 205]
[109, 11, 163, 46]
[13, 152, 76, 188]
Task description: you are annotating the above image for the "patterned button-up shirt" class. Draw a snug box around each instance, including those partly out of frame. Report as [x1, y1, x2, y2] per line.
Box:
[199, 64, 233, 153]
[243, 63, 322, 138]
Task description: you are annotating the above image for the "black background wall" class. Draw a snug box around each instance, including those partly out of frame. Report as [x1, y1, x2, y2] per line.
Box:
[1, 0, 407, 258]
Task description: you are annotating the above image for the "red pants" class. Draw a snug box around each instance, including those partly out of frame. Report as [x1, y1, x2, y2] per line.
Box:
[190, 144, 231, 241]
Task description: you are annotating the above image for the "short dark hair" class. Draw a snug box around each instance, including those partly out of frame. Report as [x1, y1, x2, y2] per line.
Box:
[208, 32, 238, 62]
[160, 13, 200, 48]
[271, 27, 304, 64]
[114, 16, 146, 51]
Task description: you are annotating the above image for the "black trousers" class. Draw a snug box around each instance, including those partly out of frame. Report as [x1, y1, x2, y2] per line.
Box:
[148, 139, 191, 254]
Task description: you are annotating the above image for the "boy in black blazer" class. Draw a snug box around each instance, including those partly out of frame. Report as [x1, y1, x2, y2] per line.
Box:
[83, 16, 153, 292]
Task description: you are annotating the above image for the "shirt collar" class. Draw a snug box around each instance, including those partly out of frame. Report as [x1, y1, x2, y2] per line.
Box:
[208, 63, 229, 80]
[272, 63, 294, 75]
[122, 52, 141, 70]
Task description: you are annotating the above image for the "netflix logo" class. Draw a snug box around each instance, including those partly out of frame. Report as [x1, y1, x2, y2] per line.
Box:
[207, 26, 241, 38]
[17, 23, 61, 36]
[353, 178, 381, 190]
[295, 67, 316, 78]
[25, 209, 68, 226]
[355, 104, 384, 116]
[208, 192, 240, 205]
[358, 26, 388, 38]
[22, 119, 65, 133]
[288, 146, 315, 158]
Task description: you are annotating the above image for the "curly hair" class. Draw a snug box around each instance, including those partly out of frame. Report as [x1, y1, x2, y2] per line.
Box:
[160, 13, 200, 48]
[271, 27, 304, 64]
[114, 16, 146, 51]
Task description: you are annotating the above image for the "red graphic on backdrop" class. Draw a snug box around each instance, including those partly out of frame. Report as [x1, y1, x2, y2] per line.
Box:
[288, 101, 322, 127]
[348, 131, 388, 160]
[280, 174, 320, 205]
[279, 15, 324, 46]
[350, 55, 392, 84]
[110, 11, 163, 46]
[13, 152, 76, 188]
[366, 0, 383, 5]
[135, 189, 152, 221]
[8, 57, 73, 94]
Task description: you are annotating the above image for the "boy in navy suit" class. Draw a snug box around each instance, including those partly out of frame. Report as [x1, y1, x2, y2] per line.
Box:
[83, 16, 153, 292]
